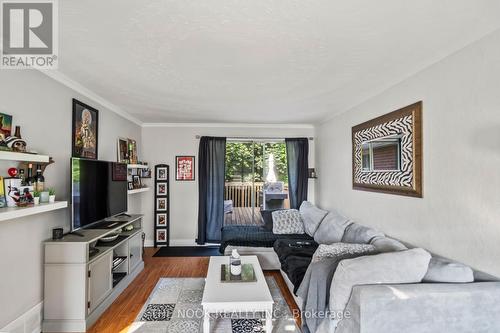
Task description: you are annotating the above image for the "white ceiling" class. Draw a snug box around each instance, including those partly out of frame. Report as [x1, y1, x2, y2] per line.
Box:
[58, 0, 500, 124]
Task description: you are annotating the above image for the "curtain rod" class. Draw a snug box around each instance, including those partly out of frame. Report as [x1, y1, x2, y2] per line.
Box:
[195, 135, 313, 141]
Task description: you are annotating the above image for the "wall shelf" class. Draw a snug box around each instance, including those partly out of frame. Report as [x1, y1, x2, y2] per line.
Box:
[0, 151, 50, 163]
[0, 201, 68, 222]
[127, 188, 150, 195]
[127, 164, 148, 169]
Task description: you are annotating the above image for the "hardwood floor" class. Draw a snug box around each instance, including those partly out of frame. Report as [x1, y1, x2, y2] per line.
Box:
[88, 247, 300, 333]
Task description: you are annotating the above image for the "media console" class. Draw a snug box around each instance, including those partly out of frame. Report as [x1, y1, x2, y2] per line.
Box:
[42, 215, 144, 332]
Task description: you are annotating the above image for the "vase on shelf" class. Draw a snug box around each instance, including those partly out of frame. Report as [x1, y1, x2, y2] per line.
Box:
[14, 126, 21, 139]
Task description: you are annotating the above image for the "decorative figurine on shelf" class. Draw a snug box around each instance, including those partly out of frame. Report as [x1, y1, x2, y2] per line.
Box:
[5, 136, 27, 152]
[230, 249, 242, 276]
[7, 167, 18, 177]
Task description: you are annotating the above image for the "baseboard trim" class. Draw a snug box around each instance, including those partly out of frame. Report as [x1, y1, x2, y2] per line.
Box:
[1, 301, 43, 333]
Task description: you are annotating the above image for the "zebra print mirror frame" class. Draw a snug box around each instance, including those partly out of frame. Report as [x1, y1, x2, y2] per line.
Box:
[352, 101, 422, 197]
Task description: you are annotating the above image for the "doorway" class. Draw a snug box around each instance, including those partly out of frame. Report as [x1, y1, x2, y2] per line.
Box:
[224, 140, 289, 226]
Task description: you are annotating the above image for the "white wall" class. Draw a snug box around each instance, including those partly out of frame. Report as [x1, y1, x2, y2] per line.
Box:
[0, 70, 142, 328]
[141, 125, 315, 245]
[317, 29, 500, 276]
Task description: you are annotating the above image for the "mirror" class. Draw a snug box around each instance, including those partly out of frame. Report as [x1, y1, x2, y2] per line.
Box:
[361, 136, 401, 172]
[352, 101, 422, 197]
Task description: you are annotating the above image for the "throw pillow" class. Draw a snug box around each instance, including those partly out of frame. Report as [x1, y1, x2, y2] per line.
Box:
[300, 201, 328, 237]
[341, 222, 384, 244]
[313, 209, 353, 244]
[312, 243, 376, 263]
[423, 256, 474, 283]
[330, 248, 431, 313]
[370, 236, 408, 253]
[272, 209, 305, 234]
[260, 209, 284, 231]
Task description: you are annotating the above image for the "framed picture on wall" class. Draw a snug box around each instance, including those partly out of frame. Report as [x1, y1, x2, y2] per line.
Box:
[132, 175, 141, 189]
[72, 99, 98, 159]
[157, 198, 167, 211]
[128, 139, 138, 164]
[176, 156, 195, 181]
[156, 182, 167, 196]
[156, 166, 168, 181]
[117, 137, 129, 163]
[127, 182, 133, 190]
[156, 213, 167, 226]
[156, 229, 167, 243]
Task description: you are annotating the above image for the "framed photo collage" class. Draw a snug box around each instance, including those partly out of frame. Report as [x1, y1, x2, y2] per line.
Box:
[154, 164, 170, 247]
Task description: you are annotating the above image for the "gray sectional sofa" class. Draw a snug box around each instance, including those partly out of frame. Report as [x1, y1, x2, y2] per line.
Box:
[220, 201, 500, 333]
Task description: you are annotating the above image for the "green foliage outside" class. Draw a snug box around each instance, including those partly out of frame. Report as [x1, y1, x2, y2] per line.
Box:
[225, 142, 288, 183]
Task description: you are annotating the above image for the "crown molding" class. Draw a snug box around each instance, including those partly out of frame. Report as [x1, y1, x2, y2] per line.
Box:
[38, 71, 315, 129]
[142, 122, 314, 129]
[38, 69, 143, 126]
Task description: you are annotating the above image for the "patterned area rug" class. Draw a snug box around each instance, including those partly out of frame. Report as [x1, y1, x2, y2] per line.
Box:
[128, 277, 300, 333]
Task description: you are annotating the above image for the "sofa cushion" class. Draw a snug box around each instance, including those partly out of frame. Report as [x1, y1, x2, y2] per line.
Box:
[313, 210, 353, 244]
[330, 248, 431, 313]
[423, 256, 474, 283]
[261, 209, 284, 231]
[312, 243, 376, 263]
[272, 209, 305, 234]
[370, 236, 408, 253]
[300, 201, 328, 237]
[341, 222, 384, 244]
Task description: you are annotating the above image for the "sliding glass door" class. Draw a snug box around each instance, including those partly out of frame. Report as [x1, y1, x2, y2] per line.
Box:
[224, 140, 289, 226]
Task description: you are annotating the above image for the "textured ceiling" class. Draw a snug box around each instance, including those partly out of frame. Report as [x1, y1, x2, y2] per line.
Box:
[58, 0, 500, 124]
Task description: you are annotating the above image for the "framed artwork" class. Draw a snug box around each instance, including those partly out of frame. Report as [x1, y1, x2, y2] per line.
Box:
[156, 229, 167, 243]
[3, 177, 21, 207]
[127, 182, 133, 190]
[156, 182, 167, 196]
[157, 167, 168, 181]
[0, 176, 6, 208]
[176, 156, 195, 181]
[352, 101, 422, 197]
[128, 139, 138, 164]
[0, 112, 12, 145]
[156, 198, 167, 211]
[112, 163, 127, 181]
[72, 99, 98, 159]
[132, 175, 141, 189]
[117, 137, 129, 163]
[156, 213, 167, 226]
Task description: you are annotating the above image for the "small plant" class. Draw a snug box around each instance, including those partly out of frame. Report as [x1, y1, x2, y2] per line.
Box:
[48, 188, 56, 196]
[33, 190, 40, 198]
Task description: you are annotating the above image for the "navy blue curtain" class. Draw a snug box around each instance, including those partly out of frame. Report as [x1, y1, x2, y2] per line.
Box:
[286, 138, 309, 209]
[197, 136, 227, 244]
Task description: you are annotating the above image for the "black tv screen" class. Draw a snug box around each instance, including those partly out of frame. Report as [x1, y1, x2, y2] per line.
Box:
[71, 158, 128, 230]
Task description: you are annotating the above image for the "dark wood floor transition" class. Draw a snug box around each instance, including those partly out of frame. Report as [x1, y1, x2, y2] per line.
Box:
[88, 248, 299, 333]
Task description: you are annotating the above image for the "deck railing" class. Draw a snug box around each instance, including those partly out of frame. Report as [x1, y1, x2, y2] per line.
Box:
[224, 182, 289, 208]
[224, 182, 264, 207]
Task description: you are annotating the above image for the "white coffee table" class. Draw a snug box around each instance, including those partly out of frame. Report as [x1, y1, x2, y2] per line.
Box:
[202, 255, 274, 333]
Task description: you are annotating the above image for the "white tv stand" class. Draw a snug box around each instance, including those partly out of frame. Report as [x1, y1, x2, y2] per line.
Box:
[42, 215, 144, 332]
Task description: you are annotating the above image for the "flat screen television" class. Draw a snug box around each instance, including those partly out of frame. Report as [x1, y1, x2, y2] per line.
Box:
[71, 158, 128, 231]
